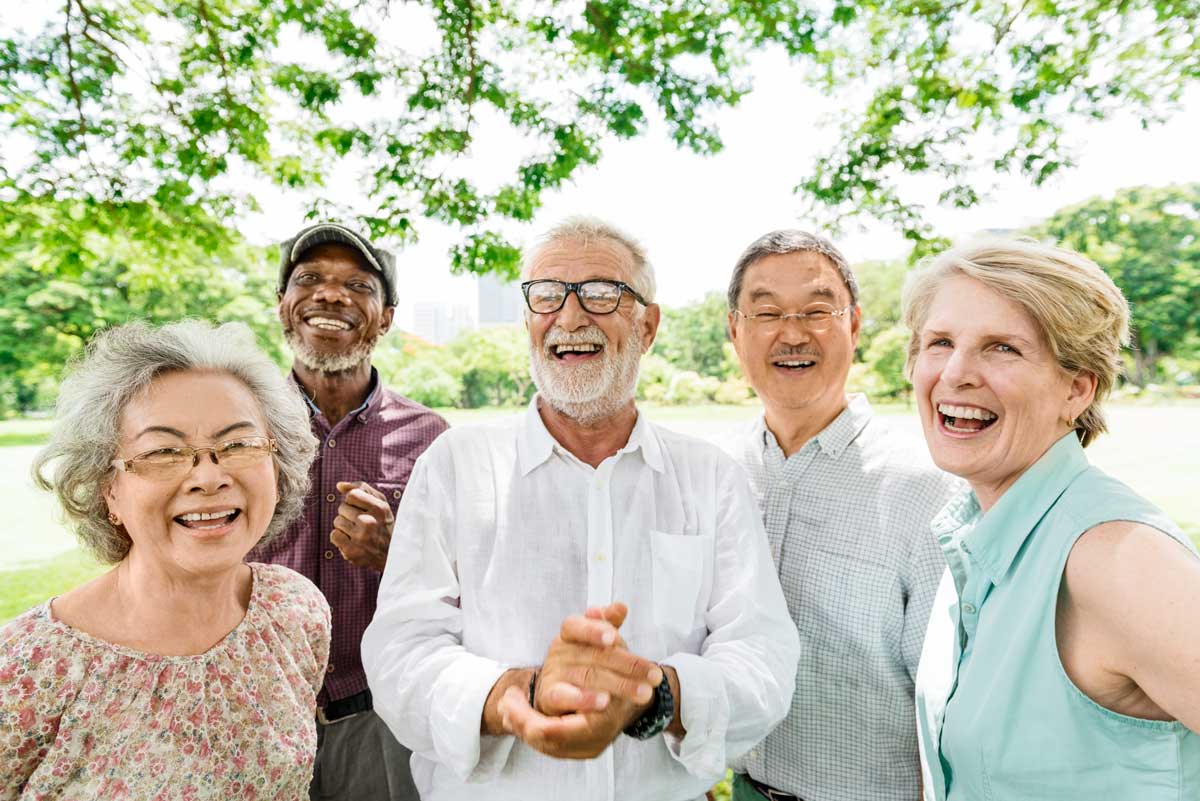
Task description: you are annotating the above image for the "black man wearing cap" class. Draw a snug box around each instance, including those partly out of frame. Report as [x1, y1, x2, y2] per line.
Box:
[250, 222, 449, 800]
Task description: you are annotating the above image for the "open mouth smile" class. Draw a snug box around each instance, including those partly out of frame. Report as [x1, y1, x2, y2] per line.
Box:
[551, 342, 604, 362]
[173, 508, 242, 532]
[937, 403, 998, 435]
[302, 312, 357, 333]
[771, 357, 817, 372]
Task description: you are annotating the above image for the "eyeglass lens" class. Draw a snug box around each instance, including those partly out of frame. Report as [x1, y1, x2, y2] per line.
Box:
[527, 281, 623, 313]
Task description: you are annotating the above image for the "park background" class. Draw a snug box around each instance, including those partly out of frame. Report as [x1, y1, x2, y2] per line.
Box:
[2, 2, 1198, 627]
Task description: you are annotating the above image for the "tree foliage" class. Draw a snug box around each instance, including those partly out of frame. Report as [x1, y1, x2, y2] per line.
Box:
[654, 292, 733, 379]
[1032, 183, 1200, 385]
[799, 0, 1200, 254]
[3, 0, 1196, 270]
[0, 191, 280, 414]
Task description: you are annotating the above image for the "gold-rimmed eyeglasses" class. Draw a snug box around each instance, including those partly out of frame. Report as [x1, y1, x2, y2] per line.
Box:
[110, 436, 278, 481]
[733, 303, 854, 333]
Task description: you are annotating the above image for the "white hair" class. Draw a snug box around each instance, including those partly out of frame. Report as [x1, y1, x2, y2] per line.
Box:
[523, 215, 657, 302]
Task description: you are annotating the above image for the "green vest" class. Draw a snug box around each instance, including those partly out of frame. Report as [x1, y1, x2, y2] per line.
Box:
[916, 433, 1200, 800]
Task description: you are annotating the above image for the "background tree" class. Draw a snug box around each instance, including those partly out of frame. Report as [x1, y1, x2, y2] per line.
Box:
[853, 258, 908, 356]
[1031, 183, 1200, 385]
[447, 325, 532, 407]
[0, 193, 279, 415]
[3, 0, 1196, 272]
[654, 292, 731, 379]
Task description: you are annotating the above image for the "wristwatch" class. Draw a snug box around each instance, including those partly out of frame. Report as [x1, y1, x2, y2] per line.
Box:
[623, 669, 674, 740]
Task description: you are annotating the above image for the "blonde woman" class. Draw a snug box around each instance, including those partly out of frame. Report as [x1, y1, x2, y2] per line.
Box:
[904, 240, 1200, 800]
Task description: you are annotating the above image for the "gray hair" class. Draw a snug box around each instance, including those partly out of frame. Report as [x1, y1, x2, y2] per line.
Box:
[32, 320, 318, 564]
[523, 215, 657, 303]
[727, 229, 859, 311]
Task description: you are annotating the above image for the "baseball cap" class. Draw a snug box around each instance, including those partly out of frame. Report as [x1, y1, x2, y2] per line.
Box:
[278, 223, 398, 306]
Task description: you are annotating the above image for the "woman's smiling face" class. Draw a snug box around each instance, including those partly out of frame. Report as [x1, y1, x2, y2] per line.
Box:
[104, 369, 278, 576]
[912, 273, 1093, 509]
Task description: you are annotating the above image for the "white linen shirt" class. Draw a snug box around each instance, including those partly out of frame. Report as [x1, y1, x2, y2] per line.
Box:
[362, 399, 799, 801]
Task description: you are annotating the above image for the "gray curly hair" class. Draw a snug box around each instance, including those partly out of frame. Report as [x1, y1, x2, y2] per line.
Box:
[32, 320, 318, 564]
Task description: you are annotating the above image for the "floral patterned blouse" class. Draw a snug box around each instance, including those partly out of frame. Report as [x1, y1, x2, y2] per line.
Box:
[0, 563, 330, 801]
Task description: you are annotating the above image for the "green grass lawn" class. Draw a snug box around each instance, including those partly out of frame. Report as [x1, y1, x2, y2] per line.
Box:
[3, 401, 1197, 622]
[0, 548, 107, 621]
[0, 417, 54, 447]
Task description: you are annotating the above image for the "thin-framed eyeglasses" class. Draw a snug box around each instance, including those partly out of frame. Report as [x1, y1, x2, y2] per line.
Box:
[733, 303, 855, 333]
[110, 436, 278, 481]
[520, 279, 649, 315]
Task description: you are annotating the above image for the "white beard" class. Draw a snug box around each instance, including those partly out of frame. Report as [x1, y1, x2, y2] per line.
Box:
[530, 324, 643, 425]
[284, 327, 379, 374]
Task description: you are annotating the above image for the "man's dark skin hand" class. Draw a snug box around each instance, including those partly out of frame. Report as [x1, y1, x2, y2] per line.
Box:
[330, 480, 394, 571]
[484, 603, 682, 759]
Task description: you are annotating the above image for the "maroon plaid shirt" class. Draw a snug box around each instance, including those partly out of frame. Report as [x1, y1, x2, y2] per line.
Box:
[250, 369, 448, 703]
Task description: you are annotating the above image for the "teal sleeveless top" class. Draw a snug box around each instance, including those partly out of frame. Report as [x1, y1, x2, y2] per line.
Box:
[915, 433, 1200, 801]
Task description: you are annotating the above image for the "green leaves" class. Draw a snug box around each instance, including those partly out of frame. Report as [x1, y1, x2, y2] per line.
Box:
[2, 0, 1196, 274]
[0, 189, 284, 415]
[1032, 184, 1200, 385]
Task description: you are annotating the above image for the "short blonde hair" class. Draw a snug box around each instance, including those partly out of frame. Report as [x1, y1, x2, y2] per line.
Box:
[33, 320, 318, 563]
[523, 215, 657, 303]
[901, 238, 1130, 447]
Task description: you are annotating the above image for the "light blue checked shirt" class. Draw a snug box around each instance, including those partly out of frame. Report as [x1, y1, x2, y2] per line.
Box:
[724, 395, 962, 801]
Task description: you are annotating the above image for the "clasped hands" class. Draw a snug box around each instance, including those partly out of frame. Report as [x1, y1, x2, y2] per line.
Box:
[484, 602, 670, 759]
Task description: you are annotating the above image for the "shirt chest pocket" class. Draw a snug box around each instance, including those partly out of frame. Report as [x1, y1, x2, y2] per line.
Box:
[650, 530, 713, 639]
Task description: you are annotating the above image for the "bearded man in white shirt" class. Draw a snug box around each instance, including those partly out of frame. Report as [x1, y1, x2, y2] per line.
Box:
[362, 216, 799, 801]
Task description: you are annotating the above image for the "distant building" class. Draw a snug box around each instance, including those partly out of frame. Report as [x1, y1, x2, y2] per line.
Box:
[412, 302, 474, 345]
[477, 272, 524, 327]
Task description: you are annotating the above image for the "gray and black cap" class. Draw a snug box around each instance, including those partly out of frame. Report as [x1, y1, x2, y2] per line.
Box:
[278, 223, 399, 307]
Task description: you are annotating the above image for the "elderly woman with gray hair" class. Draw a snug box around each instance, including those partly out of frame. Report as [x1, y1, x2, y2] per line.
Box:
[906, 240, 1200, 800]
[0, 321, 328, 800]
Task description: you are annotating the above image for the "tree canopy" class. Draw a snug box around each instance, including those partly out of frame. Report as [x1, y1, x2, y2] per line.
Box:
[3, 0, 1196, 271]
[1032, 183, 1200, 385]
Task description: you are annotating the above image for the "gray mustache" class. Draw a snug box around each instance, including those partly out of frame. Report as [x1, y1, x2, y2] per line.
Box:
[769, 347, 820, 360]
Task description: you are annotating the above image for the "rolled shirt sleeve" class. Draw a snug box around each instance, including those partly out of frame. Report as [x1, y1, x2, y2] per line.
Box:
[362, 446, 515, 783]
[662, 463, 800, 778]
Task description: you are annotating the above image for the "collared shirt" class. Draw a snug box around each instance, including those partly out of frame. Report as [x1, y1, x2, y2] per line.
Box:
[250, 368, 448, 703]
[916, 433, 1200, 801]
[361, 398, 800, 801]
[724, 395, 962, 801]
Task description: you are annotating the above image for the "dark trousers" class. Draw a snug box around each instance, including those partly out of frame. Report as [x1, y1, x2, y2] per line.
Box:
[310, 709, 419, 801]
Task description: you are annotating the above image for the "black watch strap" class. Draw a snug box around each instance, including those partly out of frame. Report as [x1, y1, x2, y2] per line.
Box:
[623, 669, 673, 740]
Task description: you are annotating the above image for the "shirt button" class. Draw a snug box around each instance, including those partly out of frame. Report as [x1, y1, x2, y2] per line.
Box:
[326, 493, 336, 503]
[324, 550, 335, 560]
[326, 664, 335, 674]
[962, 602, 977, 615]
[327, 438, 336, 448]
[393, 490, 402, 500]
[594, 553, 607, 562]
[358, 414, 367, 423]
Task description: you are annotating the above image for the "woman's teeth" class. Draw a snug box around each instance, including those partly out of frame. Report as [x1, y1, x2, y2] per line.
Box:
[175, 509, 239, 529]
[937, 403, 998, 433]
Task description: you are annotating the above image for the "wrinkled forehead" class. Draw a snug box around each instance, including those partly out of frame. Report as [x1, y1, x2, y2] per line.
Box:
[524, 236, 636, 283]
[294, 243, 381, 283]
[118, 368, 266, 443]
[922, 273, 1044, 342]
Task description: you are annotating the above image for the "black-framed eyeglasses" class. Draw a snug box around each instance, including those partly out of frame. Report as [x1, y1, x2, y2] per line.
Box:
[110, 436, 278, 481]
[520, 279, 649, 315]
[733, 303, 855, 333]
